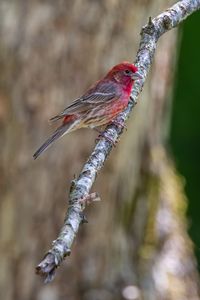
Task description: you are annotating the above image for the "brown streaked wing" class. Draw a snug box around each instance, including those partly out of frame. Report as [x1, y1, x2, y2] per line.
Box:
[50, 80, 121, 121]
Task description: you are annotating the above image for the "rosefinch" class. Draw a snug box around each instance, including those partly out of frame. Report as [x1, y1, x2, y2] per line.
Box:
[33, 62, 141, 159]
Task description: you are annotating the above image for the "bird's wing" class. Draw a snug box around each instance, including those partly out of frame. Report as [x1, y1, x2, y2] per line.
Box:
[50, 80, 121, 122]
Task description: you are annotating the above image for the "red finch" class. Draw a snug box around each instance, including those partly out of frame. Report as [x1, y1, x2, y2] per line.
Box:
[33, 62, 141, 159]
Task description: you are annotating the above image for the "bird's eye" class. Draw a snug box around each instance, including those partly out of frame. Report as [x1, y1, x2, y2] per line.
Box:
[124, 69, 131, 75]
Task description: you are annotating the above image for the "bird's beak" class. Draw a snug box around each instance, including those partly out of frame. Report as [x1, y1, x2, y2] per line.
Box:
[132, 71, 142, 80]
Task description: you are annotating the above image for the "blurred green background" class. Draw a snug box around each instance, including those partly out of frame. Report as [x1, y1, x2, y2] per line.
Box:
[170, 10, 200, 269]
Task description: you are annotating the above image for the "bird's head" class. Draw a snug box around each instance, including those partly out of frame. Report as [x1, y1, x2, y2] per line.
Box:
[106, 62, 142, 86]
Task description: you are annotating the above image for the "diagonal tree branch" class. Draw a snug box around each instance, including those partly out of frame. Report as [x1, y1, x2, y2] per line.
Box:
[36, 0, 200, 283]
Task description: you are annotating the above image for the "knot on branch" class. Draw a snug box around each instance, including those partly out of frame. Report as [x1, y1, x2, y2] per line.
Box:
[69, 177, 77, 193]
[163, 15, 172, 30]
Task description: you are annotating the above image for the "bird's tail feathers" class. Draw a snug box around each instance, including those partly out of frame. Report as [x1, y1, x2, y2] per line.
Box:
[33, 121, 76, 159]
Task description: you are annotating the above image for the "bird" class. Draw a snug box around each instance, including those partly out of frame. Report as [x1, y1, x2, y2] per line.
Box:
[33, 62, 142, 159]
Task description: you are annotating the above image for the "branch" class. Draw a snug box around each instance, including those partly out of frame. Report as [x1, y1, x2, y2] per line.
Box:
[36, 0, 200, 283]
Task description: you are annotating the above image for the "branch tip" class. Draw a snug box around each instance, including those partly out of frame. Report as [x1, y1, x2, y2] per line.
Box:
[36, 252, 57, 282]
[148, 16, 153, 26]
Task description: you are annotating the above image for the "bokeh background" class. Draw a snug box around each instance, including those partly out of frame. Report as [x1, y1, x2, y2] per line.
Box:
[0, 1, 199, 300]
[170, 10, 200, 272]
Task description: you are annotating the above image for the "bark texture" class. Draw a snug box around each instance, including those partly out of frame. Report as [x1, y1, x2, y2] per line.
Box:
[0, 0, 199, 299]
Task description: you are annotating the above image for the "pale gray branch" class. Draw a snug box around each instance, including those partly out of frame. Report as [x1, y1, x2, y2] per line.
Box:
[36, 0, 200, 283]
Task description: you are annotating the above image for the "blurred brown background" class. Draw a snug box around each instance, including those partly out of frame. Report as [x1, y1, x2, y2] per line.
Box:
[0, 1, 199, 300]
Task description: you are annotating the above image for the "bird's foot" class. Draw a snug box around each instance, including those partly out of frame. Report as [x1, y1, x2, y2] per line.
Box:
[110, 120, 127, 131]
[95, 129, 117, 146]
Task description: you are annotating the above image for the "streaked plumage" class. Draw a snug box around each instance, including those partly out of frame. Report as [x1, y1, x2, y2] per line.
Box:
[33, 62, 141, 159]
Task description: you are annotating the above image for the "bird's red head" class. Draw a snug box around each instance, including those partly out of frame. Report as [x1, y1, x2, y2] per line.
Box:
[106, 61, 141, 86]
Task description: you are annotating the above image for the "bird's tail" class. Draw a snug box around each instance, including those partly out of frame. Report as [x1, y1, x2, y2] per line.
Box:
[33, 121, 77, 159]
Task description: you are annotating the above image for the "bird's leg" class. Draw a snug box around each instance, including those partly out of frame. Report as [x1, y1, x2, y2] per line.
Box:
[109, 119, 127, 131]
[94, 128, 116, 146]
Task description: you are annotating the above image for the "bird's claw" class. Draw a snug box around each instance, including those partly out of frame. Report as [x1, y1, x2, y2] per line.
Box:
[110, 120, 127, 131]
[95, 132, 117, 146]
